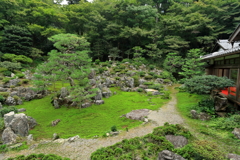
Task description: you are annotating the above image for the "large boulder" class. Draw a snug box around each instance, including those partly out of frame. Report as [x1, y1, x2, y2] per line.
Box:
[102, 88, 112, 98]
[124, 109, 150, 121]
[158, 150, 186, 160]
[214, 96, 228, 111]
[3, 79, 20, 88]
[165, 135, 188, 148]
[4, 112, 37, 137]
[5, 96, 16, 106]
[228, 153, 240, 160]
[232, 128, 240, 139]
[2, 127, 18, 145]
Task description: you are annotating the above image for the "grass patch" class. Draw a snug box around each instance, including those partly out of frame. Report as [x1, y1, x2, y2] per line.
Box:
[176, 91, 240, 155]
[17, 88, 169, 139]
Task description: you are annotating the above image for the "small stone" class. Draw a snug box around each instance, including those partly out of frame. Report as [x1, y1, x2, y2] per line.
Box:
[8, 143, 23, 149]
[52, 133, 59, 141]
[95, 100, 104, 105]
[68, 135, 79, 143]
[18, 108, 26, 112]
[232, 128, 240, 139]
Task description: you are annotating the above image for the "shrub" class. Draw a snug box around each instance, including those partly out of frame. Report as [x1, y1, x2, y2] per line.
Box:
[0, 106, 18, 117]
[139, 71, 146, 77]
[7, 153, 70, 160]
[2, 77, 11, 84]
[163, 79, 171, 83]
[137, 88, 143, 92]
[99, 67, 107, 74]
[0, 68, 8, 73]
[149, 83, 162, 91]
[0, 118, 5, 132]
[184, 75, 235, 94]
[149, 72, 155, 76]
[122, 59, 131, 63]
[161, 91, 170, 99]
[22, 79, 30, 84]
[192, 140, 226, 160]
[95, 59, 100, 64]
[0, 92, 9, 98]
[132, 76, 140, 87]
[115, 77, 120, 80]
[149, 65, 154, 70]
[114, 68, 122, 72]
[111, 125, 117, 132]
[119, 64, 126, 69]
[3, 70, 11, 77]
[143, 81, 153, 85]
[101, 62, 108, 67]
[145, 75, 153, 80]
[0, 144, 7, 153]
[16, 73, 24, 78]
[0, 61, 21, 72]
[210, 114, 240, 130]
[0, 95, 5, 102]
[193, 98, 215, 115]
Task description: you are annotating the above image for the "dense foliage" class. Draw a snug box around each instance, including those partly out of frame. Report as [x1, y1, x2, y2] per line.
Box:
[183, 75, 235, 94]
[0, 0, 239, 63]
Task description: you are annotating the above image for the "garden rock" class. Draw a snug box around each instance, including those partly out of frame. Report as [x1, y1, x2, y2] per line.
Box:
[95, 89, 102, 100]
[124, 77, 134, 88]
[82, 103, 92, 108]
[95, 100, 104, 105]
[27, 134, 33, 144]
[232, 128, 240, 139]
[4, 112, 37, 137]
[5, 96, 16, 106]
[88, 69, 96, 79]
[121, 87, 130, 92]
[9, 143, 23, 149]
[214, 96, 228, 111]
[18, 108, 26, 112]
[110, 131, 119, 136]
[165, 135, 188, 148]
[145, 89, 160, 95]
[52, 133, 59, 141]
[158, 150, 186, 160]
[68, 135, 79, 143]
[124, 109, 150, 120]
[52, 119, 61, 126]
[53, 99, 60, 109]
[0, 87, 8, 92]
[60, 87, 69, 98]
[89, 79, 96, 86]
[10, 91, 18, 97]
[2, 127, 18, 145]
[3, 79, 20, 88]
[190, 110, 211, 121]
[139, 79, 146, 85]
[228, 153, 240, 160]
[22, 70, 32, 79]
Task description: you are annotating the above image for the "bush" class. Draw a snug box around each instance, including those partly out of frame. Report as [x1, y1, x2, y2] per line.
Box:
[0, 118, 5, 132]
[149, 83, 162, 91]
[143, 81, 153, 85]
[3, 70, 11, 77]
[161, 91, 170, 99]
[210, 114, 240, 130]
[0, 92, 9, 98]
[149, 65, 154, 70]
[193, 98, 215, 115]
[163, 79, 171, 83]
[2, 77, 11, 84]
[115, 77, 120, 80]
[145, 75, 153, 80]
[139, 71, 146, 77]
[95, 59, 100, 64]
[137, 88, 143, 92]
[101, 62, 108, 67]
[0, 95, 5, 102]
[0, 68, 8, 73]
[0, 106, 18, 117]
[21, 79, 30, 84]
[149, 72, 155, 76]
[7, 153, 70, 160]
[184, 75, 235, 94]
[16, 73, 24, 78]
[132, 76, 140, 87]
[111, 125, 117, 132]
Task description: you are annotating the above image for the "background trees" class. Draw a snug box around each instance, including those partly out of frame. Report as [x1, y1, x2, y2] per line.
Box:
[0, 0, 239, 75]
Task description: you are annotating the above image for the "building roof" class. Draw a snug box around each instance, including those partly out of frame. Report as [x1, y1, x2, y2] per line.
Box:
[201, 24, 240, 60]
[229, 24, 240, 43]
[201, 46, 240, 60]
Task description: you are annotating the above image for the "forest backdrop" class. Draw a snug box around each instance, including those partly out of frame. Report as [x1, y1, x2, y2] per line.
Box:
[0, 0, 239, 64]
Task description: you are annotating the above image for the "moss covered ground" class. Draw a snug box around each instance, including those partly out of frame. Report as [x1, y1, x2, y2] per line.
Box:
[16, 88, 169, 139]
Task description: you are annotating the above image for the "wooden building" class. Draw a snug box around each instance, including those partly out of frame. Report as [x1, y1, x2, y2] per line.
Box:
[201, 24, 240, 106]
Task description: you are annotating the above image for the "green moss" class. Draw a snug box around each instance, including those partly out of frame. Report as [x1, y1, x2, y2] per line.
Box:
[16, 88, 169, 139]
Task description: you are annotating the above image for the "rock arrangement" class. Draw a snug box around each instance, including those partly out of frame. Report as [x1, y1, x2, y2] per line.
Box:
[52, 63, 171, 109]
[2, 111, 37, 144]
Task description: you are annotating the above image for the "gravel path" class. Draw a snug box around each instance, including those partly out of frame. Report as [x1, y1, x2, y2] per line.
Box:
[3, 85, 186, 160]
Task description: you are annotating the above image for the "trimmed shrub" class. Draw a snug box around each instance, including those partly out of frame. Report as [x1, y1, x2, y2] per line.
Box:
[139, 71, 146, 77]
[111, 125, 117, 132]
[137, 88, 143, 92]
[149, 83, 163, 91]
[0, 106, 18, 117]
[21, 79, 30, 84]
[0, 92, 9, 98]
[143, 81, 153, 86]
[149, 65, 155, 70]
[3, 70, 11, 77]
[132, 76, 140, 87]
[16, 73, 24, 78]
[0, 95, 5, 102]
[145, 75, 153, 80]
[95, 59, 100, 64]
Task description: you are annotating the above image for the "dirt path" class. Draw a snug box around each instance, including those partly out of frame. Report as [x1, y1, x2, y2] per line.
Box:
[3, 86, 186, 160]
